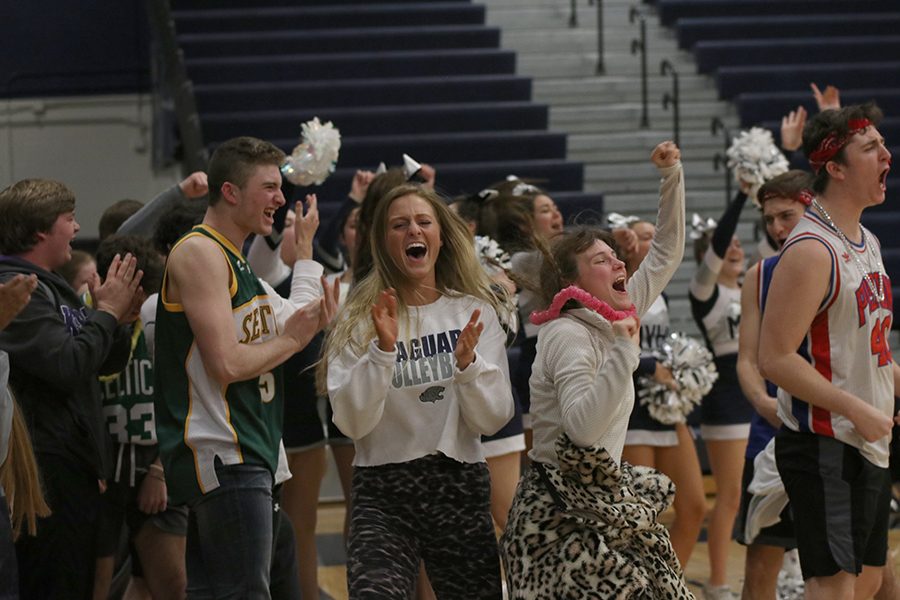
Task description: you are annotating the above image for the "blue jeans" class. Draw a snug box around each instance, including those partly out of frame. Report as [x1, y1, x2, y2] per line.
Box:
[186, 464, 274, 600]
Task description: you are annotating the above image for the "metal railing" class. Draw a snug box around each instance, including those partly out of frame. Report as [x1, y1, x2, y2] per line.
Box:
[711, 116, 733, 206]
[660, 59, 680, 146]
[569, 0, 605, 74]
[629, 6, 649, 129]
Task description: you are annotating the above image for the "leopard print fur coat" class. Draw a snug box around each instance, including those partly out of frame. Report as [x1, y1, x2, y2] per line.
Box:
[500, 434, 695, 599]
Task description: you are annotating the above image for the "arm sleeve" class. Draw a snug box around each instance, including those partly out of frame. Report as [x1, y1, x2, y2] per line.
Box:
[264, 259, 324, 329]
[328, 337, 396, 440]
[247, 235, 292, 288]
[314, 197, 357, 273]
[140, 294, 158, 358]
[626, 161, 686, 316]
[0, 285, 124, 390]
[543, 323, 640, 448]
[117, 184, 185, 237]
[452, 307, 515, 435]
[689, 191, 748, 302]
[636, 355, 658, 377]
[711, 191, 748, 258]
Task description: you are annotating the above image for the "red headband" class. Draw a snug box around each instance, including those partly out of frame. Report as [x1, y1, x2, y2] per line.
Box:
[808, 118, 872, 174]
[760, 188, 814, 206]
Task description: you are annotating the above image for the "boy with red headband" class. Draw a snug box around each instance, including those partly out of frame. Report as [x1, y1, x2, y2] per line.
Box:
[759, 104, 897, 599]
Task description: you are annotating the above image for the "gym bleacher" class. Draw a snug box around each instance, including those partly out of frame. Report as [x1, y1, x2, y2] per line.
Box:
[170, 0, 603, 223]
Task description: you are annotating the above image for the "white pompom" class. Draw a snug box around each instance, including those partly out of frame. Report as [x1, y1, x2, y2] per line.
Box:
[725, 127, 790, 207]
[281, 117, 341, 186]
[637, 332, 718, 425]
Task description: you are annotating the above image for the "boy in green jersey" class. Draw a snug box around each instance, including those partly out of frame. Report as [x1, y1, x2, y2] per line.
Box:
[154, 137, 338, 598]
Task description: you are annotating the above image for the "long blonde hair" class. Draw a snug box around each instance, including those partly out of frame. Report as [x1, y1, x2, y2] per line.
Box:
[0, 393, 50, 540]
[318, 185, 506, 390]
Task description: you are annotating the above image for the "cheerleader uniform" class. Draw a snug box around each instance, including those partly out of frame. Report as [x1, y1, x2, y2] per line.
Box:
[625, 293, 679, 446]
[689, 192, 755, 440]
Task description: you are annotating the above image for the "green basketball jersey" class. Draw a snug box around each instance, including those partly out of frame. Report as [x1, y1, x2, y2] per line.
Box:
[101, 322, 156, 445]
[154, 225, 284, 504]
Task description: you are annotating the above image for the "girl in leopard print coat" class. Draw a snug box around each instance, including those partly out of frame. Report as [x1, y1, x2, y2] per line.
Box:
[500, 142, 695, 599]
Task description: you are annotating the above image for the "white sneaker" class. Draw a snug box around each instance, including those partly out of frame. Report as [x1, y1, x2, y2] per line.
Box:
[776, 549, 805, 600]
[702, 582, 737, 600]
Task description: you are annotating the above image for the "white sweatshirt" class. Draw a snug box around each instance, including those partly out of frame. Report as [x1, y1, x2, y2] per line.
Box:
[328, 293, 514, 466]
[529, 161, 686, 465]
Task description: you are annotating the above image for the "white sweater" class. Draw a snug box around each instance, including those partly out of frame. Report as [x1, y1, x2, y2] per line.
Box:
[529, 161, 686, 466]
[328, 293, 514, 466]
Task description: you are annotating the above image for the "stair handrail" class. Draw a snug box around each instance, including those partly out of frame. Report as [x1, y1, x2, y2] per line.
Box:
[145, 0, 208, 175]
[629, 6, 649, 128]
[711, 116, 733, 206]
[660, 59, 680, 147]
[594, 0, 605, 74]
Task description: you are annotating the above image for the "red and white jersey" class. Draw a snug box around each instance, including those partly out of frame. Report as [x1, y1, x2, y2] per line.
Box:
[775, 209, 894, 468]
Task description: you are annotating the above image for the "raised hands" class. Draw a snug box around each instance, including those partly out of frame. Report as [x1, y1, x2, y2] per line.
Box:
[92, 253, 144, 324]
[294, 194, 320, 261]
[0, 273, 38, 330]
[455, 309, 484, 370]
[372, 288, 398, 353]
[811, 83, 841, 112]
[651, 141, 680, 168]
[780, 105, 807, 152]
[349, 170, 376, 203]
[178, 171, 209, 199]
[611, 228, 638, 264]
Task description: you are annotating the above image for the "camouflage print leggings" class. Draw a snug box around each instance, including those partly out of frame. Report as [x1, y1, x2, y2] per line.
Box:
[347, 454, 502, 600]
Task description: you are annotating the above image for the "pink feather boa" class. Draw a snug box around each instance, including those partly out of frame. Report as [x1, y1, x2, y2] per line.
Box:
[530, 285, 637, 325]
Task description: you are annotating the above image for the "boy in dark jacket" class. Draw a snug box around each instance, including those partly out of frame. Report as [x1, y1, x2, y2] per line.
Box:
[0, 178, 142, 599]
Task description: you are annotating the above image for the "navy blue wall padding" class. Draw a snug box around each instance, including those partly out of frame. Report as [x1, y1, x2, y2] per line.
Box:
[696, 36, 900, 75]
[172, 4, 485, 34]
[2, 0, 150, 98]
[716, 62, 900, 100]
[185, 49, 516, 84]
[178, 25, 501, 58]
[194, 74, 530, 113]
[677, 14, 900, 50]
[202, 102, 549, 141]
[319, 131, 567, 166]
[658, 0, 898, 27]
[737, 89, 900, 127]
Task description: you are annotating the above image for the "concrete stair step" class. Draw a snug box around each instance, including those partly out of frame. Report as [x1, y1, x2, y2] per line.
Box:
[550, 103, 738, 134]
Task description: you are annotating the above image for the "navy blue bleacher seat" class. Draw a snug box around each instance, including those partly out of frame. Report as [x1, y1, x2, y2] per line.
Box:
[696, 36, 900, 75]
[677, 13, 900, 50]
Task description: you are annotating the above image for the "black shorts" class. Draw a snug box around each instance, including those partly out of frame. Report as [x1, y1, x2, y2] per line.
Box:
[733, 456, 796, 548]
[775, 429, 890, 579]
[96, 444, 188, 575]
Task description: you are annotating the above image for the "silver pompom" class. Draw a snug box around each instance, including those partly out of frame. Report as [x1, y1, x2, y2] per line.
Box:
[726, 127, 790, 207]
[637, 332, 718, 425]
[281, 117, 341, 186]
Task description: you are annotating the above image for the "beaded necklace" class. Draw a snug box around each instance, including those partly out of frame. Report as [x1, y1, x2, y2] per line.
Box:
[811, 198, 885, 302]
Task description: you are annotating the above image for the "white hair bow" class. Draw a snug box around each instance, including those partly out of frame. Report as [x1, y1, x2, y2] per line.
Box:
[689, 213, 717, 240]
[606, 212, 640, 230]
